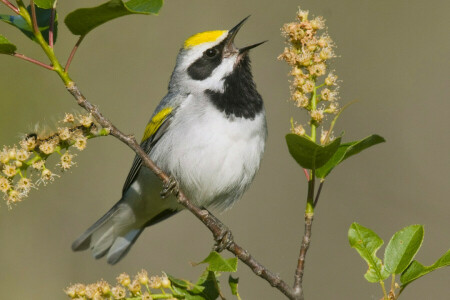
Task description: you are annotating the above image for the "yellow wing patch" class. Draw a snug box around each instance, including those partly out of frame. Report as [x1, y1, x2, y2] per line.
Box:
[141, 107, 173, 142]
[184, 30, 227, 49]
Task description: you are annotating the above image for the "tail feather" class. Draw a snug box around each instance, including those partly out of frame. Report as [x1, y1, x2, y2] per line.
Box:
[72, 198, 180, 264]
[106, 229, 143, 265]
[72, 203, 120, 251]
[71, 201, 140, 264]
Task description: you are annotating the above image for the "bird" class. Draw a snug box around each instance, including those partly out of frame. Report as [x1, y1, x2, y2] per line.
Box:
[72, 16, 267, 265]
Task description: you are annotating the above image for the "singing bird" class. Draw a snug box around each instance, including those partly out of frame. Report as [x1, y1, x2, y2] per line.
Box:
[72, 17, 267, 264]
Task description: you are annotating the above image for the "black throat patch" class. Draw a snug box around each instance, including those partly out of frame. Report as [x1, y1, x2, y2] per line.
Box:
[205, 55, 263, 119]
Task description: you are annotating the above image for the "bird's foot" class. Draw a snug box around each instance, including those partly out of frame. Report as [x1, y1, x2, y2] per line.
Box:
[160, 175, 179, 199]
[213, 223, 234, 252]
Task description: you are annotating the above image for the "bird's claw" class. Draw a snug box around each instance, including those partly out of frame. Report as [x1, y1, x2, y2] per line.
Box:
[213, 225, 234, 252]
[160, 176, 179, 198]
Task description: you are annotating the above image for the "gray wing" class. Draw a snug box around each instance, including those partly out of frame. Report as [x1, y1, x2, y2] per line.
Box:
[121, 109, 174, 195]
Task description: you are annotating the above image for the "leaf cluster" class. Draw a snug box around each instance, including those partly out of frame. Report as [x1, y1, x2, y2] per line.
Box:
[169, 252, 242, 300]
[0, 0, 163, 54]
[349, 223, 450, 299]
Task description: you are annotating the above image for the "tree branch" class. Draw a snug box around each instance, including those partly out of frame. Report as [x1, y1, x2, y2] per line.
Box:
[0, 0, 20, 14]
[65, 82, 301, 300]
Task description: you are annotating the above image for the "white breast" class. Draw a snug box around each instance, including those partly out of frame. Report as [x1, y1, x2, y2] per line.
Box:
[150, 94, 267, 210]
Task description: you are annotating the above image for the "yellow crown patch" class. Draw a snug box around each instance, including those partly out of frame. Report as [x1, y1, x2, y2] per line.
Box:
[184, 30, 227, 49]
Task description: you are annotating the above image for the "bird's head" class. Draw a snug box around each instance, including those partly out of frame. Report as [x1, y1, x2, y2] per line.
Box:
[169, 16, 266, 95]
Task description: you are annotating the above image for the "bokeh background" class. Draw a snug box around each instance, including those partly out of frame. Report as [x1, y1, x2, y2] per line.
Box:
[1, 0, 449, 299]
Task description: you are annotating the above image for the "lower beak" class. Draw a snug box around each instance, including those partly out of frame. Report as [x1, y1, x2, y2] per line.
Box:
[224, 16, 267, 56]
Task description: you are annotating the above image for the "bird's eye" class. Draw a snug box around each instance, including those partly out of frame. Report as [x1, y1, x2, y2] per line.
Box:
[205, 48, 218, 58]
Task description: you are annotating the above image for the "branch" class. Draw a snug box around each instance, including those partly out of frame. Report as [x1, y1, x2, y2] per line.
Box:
[65, 82, 301, 300]
[13, 53, 54, 70]
[0, 0, 19, 14]
[293, 172, 316, 298]
[65, 35, 85, 72]
[293, 212, 313, 298]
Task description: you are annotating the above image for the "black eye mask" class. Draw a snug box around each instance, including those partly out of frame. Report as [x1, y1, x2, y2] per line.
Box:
[187, 40, 226, 81]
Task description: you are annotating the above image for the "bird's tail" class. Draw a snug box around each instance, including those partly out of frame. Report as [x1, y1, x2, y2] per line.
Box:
[71, 202, 143, 265]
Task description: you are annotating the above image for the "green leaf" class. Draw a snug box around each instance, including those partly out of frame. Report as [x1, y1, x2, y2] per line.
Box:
[34, 0, 55, 9]
[285, 134, 341, 170]
[0, 35, 17, 54]
[348, 222, 390, 282]
[195, 270, 220, 300]
[199, 251, 238, 272]
[400, 249, 450, 286]
[168, 271, 220, 300]
[64, 0, 163, 36]
[0, 6, 58, 44]
[384, 225, 424, 274]
[316, 134, 385, 178]
[228, 275, 239, 295]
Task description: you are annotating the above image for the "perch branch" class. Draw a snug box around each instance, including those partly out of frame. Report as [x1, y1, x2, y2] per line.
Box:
[65, 82, 302, 300]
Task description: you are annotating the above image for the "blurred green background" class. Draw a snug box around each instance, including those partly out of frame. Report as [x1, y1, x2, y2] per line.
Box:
[0, 0, 449, 299]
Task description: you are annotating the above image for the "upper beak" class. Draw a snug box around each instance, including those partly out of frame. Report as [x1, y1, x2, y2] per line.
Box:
[224, 16, 267, 56]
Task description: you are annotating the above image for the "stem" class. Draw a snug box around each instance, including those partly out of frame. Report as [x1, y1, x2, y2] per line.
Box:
[310, 84, 318, 143]
[395, 286, 405, 299]
[302, 168, 309, 181]
[0, 0, 20, 14]
[293, 170, 315, 298]
[12, 53, 54, 70]
[65, 35, 85, 72]
[390, 274, 395, 294]
[49, 0, 57, 49]
[313, 179, 324, 207]
[324, 99, 358, 144]
[29, 0, 39, 35]
[380, 280, 388, 299]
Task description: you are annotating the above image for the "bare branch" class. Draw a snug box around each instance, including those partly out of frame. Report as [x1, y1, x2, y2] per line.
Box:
[293, 212, 313, 298]
[0, 0, 20, 14]
[293, 173, 316, 298]
[13, 53, 54, 70]
[65, 82, 301, 299]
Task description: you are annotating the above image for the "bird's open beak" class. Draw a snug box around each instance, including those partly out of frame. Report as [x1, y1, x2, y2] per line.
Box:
[224, 16, 267, 57]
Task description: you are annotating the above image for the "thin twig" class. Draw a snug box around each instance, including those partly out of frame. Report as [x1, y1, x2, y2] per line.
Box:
[65, 82, 301, 300]
[49, 1, 57, 48]
[303, 168, 309, 181]
[12, 53, 54, 70]
[0, 0, 20, 14]
[30, 0, 39, 35]
[65, 35, 85, 72]
[313, 180, 324, 207]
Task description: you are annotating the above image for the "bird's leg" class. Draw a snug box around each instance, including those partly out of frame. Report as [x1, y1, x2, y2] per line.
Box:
[160, 175, 179, 198]
[209, 212, 234, 252]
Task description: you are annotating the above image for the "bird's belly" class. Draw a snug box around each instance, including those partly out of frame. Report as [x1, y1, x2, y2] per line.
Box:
[151, 109, 266, 210]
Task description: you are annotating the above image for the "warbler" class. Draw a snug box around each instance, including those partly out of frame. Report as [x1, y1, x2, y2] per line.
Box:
[72, 17, 267, 264]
